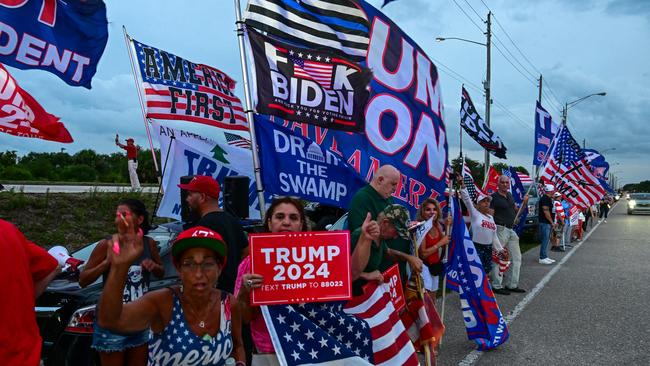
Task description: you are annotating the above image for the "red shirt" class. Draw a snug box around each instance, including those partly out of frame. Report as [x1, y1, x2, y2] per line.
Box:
[122, 144, 137, 159]
[422, 225, 444, 265]
[0, 220, 58, 366]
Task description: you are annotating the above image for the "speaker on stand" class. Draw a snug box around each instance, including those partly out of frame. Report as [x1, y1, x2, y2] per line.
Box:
[224, 176, 250, 219]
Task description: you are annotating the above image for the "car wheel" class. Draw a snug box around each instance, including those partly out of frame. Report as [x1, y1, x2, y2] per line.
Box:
[627, 210, 633, 215]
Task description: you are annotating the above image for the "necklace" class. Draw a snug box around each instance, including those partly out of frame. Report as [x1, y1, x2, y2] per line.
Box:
[182, 290, 216, 329]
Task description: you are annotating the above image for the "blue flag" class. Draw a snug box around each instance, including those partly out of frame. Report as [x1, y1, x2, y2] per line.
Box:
[382, 0, 398, 7]
[0, 0, 108, 88]
[254, 116, 366, 209]
[533, 102, 559, 166]
[503, 167, 528, 234]
[445, 197, 509, 350]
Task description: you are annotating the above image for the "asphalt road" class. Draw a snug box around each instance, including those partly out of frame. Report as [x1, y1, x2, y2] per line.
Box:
[436, 202, 650, 366]
[1, 184, 158, 193]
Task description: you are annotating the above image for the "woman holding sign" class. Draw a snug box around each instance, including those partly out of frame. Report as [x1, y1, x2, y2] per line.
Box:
[235, 197, 308, 365]
[415, 198, 450, 303]
[97, 220, 245, 366]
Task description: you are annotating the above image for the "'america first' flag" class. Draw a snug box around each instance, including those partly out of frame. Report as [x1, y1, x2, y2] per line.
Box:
[131, 38, 247, 131]
[540, 126, 606, 208]
[262, 282, 418, 366]
[446, 197, 509, 350]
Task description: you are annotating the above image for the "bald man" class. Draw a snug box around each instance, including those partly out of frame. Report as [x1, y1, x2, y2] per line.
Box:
[348, 165, 414, 284]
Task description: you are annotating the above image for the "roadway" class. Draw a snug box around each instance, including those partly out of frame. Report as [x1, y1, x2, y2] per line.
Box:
[437, 202, 650, 365]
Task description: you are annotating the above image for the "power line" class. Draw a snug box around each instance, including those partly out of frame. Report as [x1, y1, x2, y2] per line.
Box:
[491, 42, 538, 86]
[462, 0, 485, 22]
[491, 33, 538, 80]
[450, 0, 485, 34]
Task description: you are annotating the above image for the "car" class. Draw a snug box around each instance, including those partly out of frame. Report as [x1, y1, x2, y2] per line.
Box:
[520, 184, 540, 237]
[627, 193, 650, 215]
[327, 212, 349, 231]
[36, 222, 182, 366]
[305, 202, 346, 231]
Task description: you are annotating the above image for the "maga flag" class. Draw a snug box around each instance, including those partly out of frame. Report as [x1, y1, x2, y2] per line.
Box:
[533, 101, 559, 166]
[482, 166, 500, 194]
[0, 64, 72, 143]
[540, 126, 606, 208]
[131, 38, 247, 131]
[248, 29, 371, 132]
[0, 0, 108, 88]
[460, 87, 507, 159]
[262, 282, 418, 366]
[446, 197, 509, 350]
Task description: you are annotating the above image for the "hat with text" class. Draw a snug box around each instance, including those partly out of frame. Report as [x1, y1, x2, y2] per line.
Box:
[172, 226, 227, 265]
[381, 204, 411, 240]
[178, 175, 221, 199]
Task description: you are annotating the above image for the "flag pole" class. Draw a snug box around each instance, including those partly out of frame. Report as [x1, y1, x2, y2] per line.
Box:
[408, 232, 432, 366]
[233, 0, 266, 216]
[439, 174, 454, 349]
[122, 26, 161, 186]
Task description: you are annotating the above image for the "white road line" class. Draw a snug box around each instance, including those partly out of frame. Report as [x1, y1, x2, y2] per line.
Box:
[457, 216, 607, 366]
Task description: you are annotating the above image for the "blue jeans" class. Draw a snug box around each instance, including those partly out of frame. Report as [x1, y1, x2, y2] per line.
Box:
[539, 223, 552, 259]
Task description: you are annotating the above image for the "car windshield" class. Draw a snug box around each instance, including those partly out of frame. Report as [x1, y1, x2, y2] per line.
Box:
[630, 193, 650, 200]
[523, 184, 539, 198]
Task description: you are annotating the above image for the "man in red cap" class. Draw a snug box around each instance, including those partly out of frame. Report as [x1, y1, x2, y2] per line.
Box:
[115, 134, 141, 190]
[178, 175, 248, 294]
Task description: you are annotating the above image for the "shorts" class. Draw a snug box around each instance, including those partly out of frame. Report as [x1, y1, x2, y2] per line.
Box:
[91, 322, 150, 352]
[421, 265, 439, 292]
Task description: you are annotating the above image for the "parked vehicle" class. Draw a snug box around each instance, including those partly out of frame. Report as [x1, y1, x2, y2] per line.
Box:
[305, 202, 346, 231]
[521, 184, 540, 237]
[36, 222, 182, 366]
[627, 193, 650, 215]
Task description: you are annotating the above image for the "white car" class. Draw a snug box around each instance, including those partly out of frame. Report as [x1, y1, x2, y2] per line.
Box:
[627, 193, 650, 215]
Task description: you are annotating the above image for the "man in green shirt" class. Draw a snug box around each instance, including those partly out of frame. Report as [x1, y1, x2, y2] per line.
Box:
[347, 165, 413, 282]
[350, 204, 423, 295]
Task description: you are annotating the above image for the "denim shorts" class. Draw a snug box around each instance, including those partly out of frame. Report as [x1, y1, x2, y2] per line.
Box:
[91, 322, 150, 352]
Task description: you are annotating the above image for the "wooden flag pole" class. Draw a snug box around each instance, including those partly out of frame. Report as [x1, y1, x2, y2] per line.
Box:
[233, 0, 266, 216]
[122, 26, 161, 186]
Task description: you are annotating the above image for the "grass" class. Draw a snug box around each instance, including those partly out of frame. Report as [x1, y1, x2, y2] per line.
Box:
[0, 190, 169, 252]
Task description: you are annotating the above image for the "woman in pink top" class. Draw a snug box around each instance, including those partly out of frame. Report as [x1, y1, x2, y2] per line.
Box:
[235, 197, 309, 364]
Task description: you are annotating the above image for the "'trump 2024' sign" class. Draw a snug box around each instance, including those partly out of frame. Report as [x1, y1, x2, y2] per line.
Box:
[249, 231, 351, 305]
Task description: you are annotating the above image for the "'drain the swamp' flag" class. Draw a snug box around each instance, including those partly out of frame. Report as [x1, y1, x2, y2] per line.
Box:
[0, 64, 72, 143]
[262, 281, 419, 366]
[460, 87, 507, 159]
[131, 38, 247, 131]
[248, 29, 371, 132]
[446, 197, 509, 350]
[0, 0, 108, 88]
[540, 126, 606, 208]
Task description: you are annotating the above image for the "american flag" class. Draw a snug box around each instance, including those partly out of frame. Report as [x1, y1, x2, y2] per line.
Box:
[262, 283, 418, 366]
[540, 126, 606, 208]
[517, 172, 533, 185]
[463, 163, 485, 201]
[132, 39, 247, 131]
[224, 132, 251, 149]
[291, 54, 334, 89]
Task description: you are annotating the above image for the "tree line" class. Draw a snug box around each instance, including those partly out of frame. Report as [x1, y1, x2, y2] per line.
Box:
[0, 149, 160, 184]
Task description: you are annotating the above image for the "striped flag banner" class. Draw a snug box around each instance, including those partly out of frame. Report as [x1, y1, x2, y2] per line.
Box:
[540, 126, 606, 208]
[462, 163, 485, 202]
[131, 38, 247, 131]
[262, 282, 418, 366]
[517, 172, 533, 185]
[245, 0, 370, 60]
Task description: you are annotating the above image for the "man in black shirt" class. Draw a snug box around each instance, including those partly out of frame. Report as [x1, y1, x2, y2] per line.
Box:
[178, 175, 248, 293]
[537, 184, 556, 265]
[490, 175, 529, 294]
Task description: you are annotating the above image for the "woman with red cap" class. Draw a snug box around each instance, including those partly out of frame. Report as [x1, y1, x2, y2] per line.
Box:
[98, 216, 245, 365]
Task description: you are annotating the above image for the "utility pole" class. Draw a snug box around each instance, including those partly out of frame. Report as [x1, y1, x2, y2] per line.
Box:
[538, 74, 543, 102]
[562, 102, 568, 126]
[483, 11, 492, 179]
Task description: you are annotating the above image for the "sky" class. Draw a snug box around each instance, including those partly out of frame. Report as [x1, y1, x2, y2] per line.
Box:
[2, 0, 648, 186]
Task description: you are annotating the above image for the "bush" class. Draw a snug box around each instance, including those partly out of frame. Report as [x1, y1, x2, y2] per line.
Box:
[61, 164, 97, 182]
[3, 166, 33, 180]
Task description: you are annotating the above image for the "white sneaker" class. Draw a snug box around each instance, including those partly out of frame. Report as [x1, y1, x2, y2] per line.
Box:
[547, 258, 556, 263]
[539, 258, 554, 264]
[604, 220, 607, 223]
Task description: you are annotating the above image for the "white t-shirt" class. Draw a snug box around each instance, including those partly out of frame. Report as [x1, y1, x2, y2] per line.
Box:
[460, 188, 503, 250]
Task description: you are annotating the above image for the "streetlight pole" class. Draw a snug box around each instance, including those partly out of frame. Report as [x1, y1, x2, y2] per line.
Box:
[562, 92, 607, 126]
[484, 11, 492, 179]
[436, 12, 492, 179]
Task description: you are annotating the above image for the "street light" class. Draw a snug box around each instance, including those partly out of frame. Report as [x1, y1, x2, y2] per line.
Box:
[436, 12, 492, 178]
[562, 92, 606, 125]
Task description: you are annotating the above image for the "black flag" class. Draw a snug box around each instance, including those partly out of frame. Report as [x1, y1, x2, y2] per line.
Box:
[460, 87, 508, 159]
[248, 29, 371, 132]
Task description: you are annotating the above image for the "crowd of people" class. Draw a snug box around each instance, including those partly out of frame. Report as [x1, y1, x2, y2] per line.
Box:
[2, 164, 618, 366]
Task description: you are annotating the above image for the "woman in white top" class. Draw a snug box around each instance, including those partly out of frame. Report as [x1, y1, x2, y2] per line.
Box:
[458, 176, 503, 274]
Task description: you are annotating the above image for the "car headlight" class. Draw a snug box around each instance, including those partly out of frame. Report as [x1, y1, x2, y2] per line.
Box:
[629, 200, 636, 208]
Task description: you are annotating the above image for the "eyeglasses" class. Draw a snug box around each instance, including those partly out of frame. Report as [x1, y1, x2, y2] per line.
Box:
[180, 261, 219, 272]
